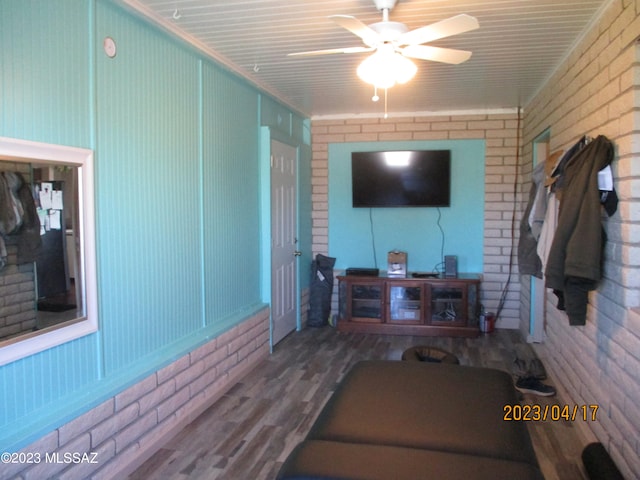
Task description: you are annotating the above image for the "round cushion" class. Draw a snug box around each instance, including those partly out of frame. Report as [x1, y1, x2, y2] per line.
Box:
[401, 346, 460, 364]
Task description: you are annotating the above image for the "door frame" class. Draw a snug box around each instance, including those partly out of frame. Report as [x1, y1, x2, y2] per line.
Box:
[259, 127, 301, 350]
[528, 128, 550, 343]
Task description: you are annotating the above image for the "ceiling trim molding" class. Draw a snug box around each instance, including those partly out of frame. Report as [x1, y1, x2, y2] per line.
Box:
[312, 107, 520, 121]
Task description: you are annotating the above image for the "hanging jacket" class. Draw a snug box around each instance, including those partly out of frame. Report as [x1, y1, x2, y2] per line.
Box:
[0, 172, 42, 269]
[0, 172, 18, 235]
[544, 135, 614, 325]
[0, 173, 17, 269]
[15, 173, 42, 263]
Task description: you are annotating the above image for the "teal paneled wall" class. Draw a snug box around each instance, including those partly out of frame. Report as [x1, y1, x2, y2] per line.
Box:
[95, 1, 203, 374]
[202, 63, 261, 320]
[0, 336, 99, 436]
[291, 113, 309, 146]
[0, 0, 100, 432]
[0, 0, 90, 147]
[0, 0, 310, 451]
[329, 140, 484, 273]
[298, 141, 313, 289]
[261, 95, 292, 138]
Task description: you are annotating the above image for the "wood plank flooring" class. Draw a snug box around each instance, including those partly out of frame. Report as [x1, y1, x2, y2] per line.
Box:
[129, 327, 589, 480]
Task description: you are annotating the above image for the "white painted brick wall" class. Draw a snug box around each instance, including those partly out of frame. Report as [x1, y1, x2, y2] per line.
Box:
[311, 113, 523, 328]
[2, 308, 270, 480]
[523, 1, 640, 477]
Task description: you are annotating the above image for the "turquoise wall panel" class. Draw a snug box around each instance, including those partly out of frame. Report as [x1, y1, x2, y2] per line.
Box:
[0, 0, 309, 452]
[202, 64, 261, 321]
[293, 118, 312, 290]
[260, 95, 291, 138]
[298, 142, 313, 290]
[0, 0, 100, 438]
[291, 113, 309, 145]
[0, 0, 91, 147]
[329, 140, 485, 273]
[95, 1, 203, 374]
[0, 335, 98, 430]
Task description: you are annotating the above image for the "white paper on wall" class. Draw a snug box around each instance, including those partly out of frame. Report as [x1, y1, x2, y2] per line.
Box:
[51, 190, 63, 210]
[39, 182, 53, 209]
[48, 209, 61, 230]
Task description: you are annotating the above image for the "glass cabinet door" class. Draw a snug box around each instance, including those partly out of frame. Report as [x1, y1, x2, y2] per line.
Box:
[388, 283, 423, 324]
[346, 282, 383, 322]
[429, 284, 467, 326]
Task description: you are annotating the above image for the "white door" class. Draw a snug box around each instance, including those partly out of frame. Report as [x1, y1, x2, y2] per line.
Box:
[271, 140, 298, 345]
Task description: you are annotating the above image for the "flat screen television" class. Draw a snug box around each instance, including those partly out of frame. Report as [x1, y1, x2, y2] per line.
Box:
[351, 150, 451, 207]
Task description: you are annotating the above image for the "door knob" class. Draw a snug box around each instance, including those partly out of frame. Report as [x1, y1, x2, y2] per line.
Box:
[293, 250, 302, 257]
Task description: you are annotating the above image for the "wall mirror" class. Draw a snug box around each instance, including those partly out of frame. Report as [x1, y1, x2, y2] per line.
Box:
[0, 137, 97, 365]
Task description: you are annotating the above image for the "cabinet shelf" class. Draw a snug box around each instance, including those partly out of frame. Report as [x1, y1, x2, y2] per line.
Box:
[337, 273, 481, 337]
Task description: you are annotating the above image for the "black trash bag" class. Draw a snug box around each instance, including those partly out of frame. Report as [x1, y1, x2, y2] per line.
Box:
[307, 254, 336, 327]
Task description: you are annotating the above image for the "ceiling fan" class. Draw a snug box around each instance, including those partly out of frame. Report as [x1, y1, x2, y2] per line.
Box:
[288, 0, 479, 66]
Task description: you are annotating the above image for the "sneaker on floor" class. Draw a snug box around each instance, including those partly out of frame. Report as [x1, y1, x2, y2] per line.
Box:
[515, 376, 556, 396]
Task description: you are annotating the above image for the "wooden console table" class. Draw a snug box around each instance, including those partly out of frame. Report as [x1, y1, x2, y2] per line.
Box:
[337, 273, 481, 337]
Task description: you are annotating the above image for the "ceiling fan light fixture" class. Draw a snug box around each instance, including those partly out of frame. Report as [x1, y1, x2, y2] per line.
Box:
[357, 46, 417, 89]
[394, 53, 418, 84]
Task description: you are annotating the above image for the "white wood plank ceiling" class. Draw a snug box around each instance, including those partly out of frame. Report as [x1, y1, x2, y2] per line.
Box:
[120, 0, 611, 118]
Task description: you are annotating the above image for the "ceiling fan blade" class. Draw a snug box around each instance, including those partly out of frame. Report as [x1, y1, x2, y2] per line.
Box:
[402, 45, 472, 64]
[329, 15, 381, 47]
[288, 46, 374, 57]
[399, 14, 479, 46]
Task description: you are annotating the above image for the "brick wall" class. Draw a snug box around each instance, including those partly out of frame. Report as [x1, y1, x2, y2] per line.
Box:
[522, 1, 640, 477]
[1, 307, 270, 480]
[310, 113, 523, 328]
[0, 243, 37, 340]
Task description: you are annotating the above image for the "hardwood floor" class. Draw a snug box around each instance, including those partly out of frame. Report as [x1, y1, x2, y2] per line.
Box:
[129, 327, 589, 480]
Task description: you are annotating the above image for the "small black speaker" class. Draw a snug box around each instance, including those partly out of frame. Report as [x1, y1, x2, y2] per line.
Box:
[444, 255, 458, 278]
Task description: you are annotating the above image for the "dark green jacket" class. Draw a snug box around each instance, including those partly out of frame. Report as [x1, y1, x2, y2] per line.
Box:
[544, 135, 614, 325]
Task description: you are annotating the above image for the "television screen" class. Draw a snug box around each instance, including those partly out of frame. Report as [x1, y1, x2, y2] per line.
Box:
[351, 150, 451, 207]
